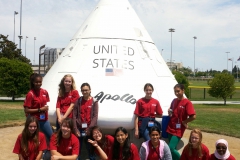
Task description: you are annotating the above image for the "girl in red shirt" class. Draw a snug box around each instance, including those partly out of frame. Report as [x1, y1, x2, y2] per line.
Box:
[209, 139, 236, 160]
[112, 127, 140, 160]
[56, 74, 80, 130]
[134, 83, 163, 141]
[23, 73, 53, 143]
[89, 126, 114, 160]
[13, 116, 47, 160]
[167, 84, 196, 160]
[180, 129, 209, 160]
[50, 118, 79, 160]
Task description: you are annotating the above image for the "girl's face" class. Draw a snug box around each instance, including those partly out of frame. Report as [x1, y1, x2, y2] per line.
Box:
[28, 122, 37, 135]
[216, 143, 227, 155]
[64, 77, 72, 90]
[115, 131, 128, 146]
[144, 86, 153, 98]
[61, 122, 71, 137]
[81, 86, 91, 98]
[190, 132, 200, 147]
[150, 131, 160, 143]
[33, 77, 42, 90]
[174, 87, 184, 98]
[92, 129, 102, 142]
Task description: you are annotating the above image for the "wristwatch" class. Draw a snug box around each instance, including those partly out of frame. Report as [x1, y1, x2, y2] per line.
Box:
[38, 108, 41, 113]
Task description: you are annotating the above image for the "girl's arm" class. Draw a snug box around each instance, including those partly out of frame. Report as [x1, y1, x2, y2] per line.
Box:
[163, 142, 172, 160]
[62, 103, 74, 119]
[134, 115, 139, 139]
[51, 154, 78, 160]
[35, 150, 43, 160]
[182, 114, 196, 128]
[24, 105, 48, 113]
[18, 154, 24, 160]
[88, 139, 108, 160]
[139, 146, 146, 160]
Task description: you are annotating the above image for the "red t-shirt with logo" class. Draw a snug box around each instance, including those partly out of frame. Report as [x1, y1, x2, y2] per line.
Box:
[147, 141, 161, 160]
[134, 98, 162, 117]
[119, 143, 140, 160]
[166, 98, 195, 138]
[95, 135, 114, 160]
[180, 143, 209, 160]
[56, 90, 80, 118]
[24, 88, 50, 120]
[13, 132, 47, 160]
[49, 133, 79, 156]
[80, 98, 93, 127]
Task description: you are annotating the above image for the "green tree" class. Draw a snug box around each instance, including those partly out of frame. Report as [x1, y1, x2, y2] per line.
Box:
[173, 71, 190, 97]
[208, 73, 235, 105]
[0, 34, 31, 64]
[0, 58, 33, 101]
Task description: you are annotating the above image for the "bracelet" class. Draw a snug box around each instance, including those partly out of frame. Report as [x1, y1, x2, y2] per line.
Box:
[38, 108, 41, 113]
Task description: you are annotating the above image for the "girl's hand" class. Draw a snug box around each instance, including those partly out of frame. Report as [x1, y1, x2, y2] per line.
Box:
[51, 155, 60, 160]
[182, 121, 188, 128]
[76, 131, 81, 137]
[41, 105, 49, 112]
[134, 130, 139, 139]
[88, 139, 99, 147]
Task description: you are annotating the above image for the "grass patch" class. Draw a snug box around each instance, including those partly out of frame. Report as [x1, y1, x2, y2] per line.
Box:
[0, 100, 25, 128]
[189, 104, 240, 138]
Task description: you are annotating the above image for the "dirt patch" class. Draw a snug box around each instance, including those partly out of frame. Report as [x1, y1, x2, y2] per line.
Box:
[1, 127, 239, 159]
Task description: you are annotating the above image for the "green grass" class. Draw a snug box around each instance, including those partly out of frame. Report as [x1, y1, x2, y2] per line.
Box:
[189, 104, 240, 138]
[0, 100, 25, 128]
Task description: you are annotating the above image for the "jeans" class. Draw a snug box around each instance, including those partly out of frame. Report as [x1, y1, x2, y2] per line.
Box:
[77, 129, 95, 160]
[39, 120, 53, 145]
[142, 128, 150, 141]
[56, 119, 60, 131]
[168, 134, 181, 160]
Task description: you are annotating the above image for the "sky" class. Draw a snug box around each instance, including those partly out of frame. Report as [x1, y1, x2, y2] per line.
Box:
[1, 0, 240, 72]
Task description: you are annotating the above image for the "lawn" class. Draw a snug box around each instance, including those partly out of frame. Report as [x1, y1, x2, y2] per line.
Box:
[189, 104, 240, 138]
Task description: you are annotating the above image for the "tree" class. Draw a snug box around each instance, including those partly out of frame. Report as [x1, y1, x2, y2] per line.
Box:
[0, 58, 33, 101]
[173, 71, 190, 97]
[208, 73, 235, 105]
[0, 34, 31, 64]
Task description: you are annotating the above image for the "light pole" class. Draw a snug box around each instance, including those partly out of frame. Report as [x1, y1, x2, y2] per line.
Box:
[193, 36, 197, 77]
[169, 28, 175, 71]
[13, 11, 18, 43]
[19, 0, 22, 50]
[161, 49, 164, 55]
[226, 52, 230, 71]
[25, 36, 28, 57]
[34, 37, 36, 64]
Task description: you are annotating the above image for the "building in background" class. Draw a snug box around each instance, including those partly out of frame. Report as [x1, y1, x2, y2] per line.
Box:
[166, 61, 183, 70]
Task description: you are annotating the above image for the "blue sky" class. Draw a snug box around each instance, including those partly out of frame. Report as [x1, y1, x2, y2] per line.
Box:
[1, 0, 240, 71]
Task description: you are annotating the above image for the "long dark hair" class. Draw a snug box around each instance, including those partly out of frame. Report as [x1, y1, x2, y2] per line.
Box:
[29, 73, 42, 89]
[21, 116, 40, 157]
[89, 126, 106, 154]
[112, 127, 131, 160]
[55, 118, 74, 147]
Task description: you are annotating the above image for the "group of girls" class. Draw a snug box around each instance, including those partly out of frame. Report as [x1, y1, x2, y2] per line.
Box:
[12, 73, 236, 160]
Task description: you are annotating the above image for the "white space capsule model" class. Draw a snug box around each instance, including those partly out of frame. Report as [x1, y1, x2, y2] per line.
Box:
[42, 0, 178, 130]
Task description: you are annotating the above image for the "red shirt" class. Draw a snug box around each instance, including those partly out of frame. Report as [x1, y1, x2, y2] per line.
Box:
[96, 135, 114, 160]
[118, 143, 140, 160]
[13, 132, 47, 160]
[56, 90, 79, 118]
[180, 143, 209, 160]
[147, 141, 160, 160]
[134, 98, 162, 118]
[24, 88, 50, 120]
[209, 154, 236, 160]
[80, 98, 93, 127]
[166, 98, 195, 137]
[50, 133, 79, 156]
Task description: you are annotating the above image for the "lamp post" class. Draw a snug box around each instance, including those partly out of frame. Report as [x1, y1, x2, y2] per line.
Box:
[193, 36, 197, 77]
[19, 0, 22, 50]
[169, 28, 175, 71]
[226, 52, 230, 71]
[161, 49, 164, 55]
[34, 37, 36, 64]
[13, 11, 18, 43]
[25, 36, 28, 57]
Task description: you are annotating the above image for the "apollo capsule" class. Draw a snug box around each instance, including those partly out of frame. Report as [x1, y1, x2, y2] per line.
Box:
[42, 0, 178, 130]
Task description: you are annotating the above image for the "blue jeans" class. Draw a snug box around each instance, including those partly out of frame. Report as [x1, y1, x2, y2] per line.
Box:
[77, 129, 95, 160]
[142, 128, 150, 141]
[39, 120, 53, 145]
